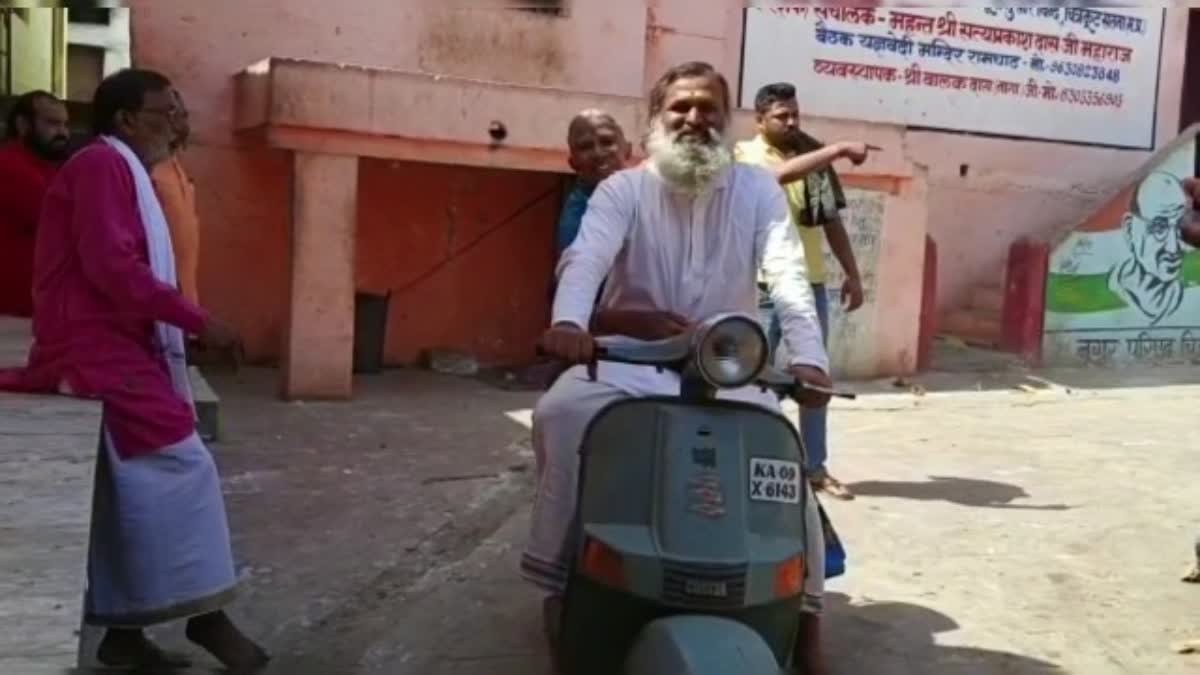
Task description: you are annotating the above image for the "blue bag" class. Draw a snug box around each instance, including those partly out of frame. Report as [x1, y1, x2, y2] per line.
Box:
[816, 497, 846, 579]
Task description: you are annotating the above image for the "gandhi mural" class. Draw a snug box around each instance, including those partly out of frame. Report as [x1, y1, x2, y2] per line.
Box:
[1107, 172, 1192, 325]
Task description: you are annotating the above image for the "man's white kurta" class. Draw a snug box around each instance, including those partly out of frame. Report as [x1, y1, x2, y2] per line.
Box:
[522, 162, 829, 613]
[553, 162, 828, 375]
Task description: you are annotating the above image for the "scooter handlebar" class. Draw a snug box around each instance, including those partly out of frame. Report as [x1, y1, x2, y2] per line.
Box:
[535, 343, 856, 400]
[756, 365, 857, 400]
[794, 381, 857, 400]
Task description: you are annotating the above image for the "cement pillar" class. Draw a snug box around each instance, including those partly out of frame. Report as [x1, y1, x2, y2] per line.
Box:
[282, 152, 357, 400]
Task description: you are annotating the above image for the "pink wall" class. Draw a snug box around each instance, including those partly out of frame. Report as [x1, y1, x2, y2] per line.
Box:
[130, 1, 649, 362]
[135, 1, 649, 143]
[909, 76, 1188, 314]
[129, 0, 1192, 365]
[355, 159, 561, 365]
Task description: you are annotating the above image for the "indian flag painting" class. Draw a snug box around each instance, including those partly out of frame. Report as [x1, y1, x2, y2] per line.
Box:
[1043, 137, 1200, 367]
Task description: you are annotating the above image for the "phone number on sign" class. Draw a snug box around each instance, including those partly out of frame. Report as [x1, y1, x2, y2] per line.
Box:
[1057, 87, 1124, 108]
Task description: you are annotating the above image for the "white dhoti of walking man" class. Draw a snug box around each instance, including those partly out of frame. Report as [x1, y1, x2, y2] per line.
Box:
[523, 61, 836, 674]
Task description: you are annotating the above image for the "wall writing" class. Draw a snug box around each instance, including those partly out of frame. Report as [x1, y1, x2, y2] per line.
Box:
[740, 6, 1165, 149]
[1042, 137, 1200, 367]
[824, 189, 884, 378]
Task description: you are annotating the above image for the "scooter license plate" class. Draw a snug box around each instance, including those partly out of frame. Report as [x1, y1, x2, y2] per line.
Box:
[684, 579, 729, 598]
[749, 458, 802, 504]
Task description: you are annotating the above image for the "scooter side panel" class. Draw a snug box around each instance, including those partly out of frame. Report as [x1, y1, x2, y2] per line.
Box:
[563, 398, 811, 673]
[577, 398, 808, 606]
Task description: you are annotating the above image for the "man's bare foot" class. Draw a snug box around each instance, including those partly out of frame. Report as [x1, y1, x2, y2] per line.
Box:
[810, 470, 855, 501]
[185, 611, 270, 672]
[97, 628, 192, 669]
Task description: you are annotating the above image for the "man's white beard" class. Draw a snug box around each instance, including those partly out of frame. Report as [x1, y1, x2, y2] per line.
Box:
[645, 118, 732, 196]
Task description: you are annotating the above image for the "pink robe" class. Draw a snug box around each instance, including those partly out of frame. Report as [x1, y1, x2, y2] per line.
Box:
[0, 142, 208, 459]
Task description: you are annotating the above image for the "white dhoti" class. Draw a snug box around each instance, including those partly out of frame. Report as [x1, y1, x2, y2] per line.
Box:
[519, 362, 825, 614]
[84, 430, 238, 627]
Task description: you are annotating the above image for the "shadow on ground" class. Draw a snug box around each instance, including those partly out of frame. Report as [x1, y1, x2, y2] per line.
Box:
[826, 593, 1067, 674]
[846, 476, 1071, 510]
[69, 367, 542, 675]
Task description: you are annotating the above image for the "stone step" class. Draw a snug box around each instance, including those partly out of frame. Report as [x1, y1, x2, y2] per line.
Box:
[188, 366, 220, 443]
[939, 310, 1002, 348]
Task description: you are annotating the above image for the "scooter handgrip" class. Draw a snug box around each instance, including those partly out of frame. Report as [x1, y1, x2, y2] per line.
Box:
[796, 382, 857, 400]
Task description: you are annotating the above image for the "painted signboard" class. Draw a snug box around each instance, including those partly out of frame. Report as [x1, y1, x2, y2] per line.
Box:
[740, 5, 1165, 149]
[1042, 138, 1200, 367]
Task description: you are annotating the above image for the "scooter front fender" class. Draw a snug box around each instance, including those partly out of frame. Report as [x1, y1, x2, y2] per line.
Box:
[623, 615, 784, 675]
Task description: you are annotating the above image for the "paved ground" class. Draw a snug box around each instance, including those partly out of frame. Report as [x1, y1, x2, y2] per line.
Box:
[25, 358, 1200, 674]
[188, 368, 541, 674]
[312, 369, 1200, 675]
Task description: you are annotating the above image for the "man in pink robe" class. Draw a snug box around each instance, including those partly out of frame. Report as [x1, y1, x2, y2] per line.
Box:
[0, 90, 69, 317]
[0, 69, 268, 671]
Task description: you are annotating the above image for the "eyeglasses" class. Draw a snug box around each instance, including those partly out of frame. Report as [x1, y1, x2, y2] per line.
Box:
[139, 105, 182, 120]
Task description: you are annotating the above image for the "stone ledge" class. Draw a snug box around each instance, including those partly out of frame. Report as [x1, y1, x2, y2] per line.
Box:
[0, 390, 100, 670]
[233, 57, 919, 179]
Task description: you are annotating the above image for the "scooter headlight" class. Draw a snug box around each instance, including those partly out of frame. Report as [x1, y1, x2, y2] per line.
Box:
[692, 314, 769, 389]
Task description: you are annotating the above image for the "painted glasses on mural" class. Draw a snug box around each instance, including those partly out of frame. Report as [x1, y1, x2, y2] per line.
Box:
[1046, 140, 1199, 366]
[1109, 171, 1193, 323]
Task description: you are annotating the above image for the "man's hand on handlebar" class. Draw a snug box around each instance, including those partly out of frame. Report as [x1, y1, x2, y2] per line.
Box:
[539, 322, 596, 365]
[592, 309, 689, 340]
[788, 364, 833, 408]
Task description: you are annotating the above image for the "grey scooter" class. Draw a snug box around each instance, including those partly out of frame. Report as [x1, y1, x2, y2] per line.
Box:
[545, 312, 853, 675]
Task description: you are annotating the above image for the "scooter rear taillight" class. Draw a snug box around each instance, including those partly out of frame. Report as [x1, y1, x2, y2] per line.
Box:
[773, 555, 805, 598]
[579, 538, 627, 590]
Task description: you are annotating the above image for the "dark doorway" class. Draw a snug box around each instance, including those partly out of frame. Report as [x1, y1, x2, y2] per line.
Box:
[1181, 9, 1200, 131]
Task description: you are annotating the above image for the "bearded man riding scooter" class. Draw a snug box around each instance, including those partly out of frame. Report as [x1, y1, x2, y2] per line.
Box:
[524, 61, 839, 674]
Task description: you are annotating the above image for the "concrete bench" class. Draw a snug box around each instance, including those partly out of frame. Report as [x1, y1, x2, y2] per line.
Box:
[0, 319, 220, 443]
[0, 319, 100, 670]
